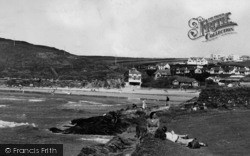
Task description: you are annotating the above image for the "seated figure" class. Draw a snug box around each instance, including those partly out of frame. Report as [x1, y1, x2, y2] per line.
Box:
[146, 112, 160, 135]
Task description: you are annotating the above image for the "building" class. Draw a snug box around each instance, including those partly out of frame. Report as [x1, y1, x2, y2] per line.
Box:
[211, 54, 225, 60]
[228, 54, 241, 62]
[206, 76, 222, 83]
[209, 67, 224, 74]
[240, 76, 250, 87]
[235, 67, 250, 75]
[154, 69, 171, 80]
[156, 63, 170, 70]
[147, 65, 157, 70]
[187, 57, 208, 65]
[128, 68, 142, 86]
[194, 68, 203, 74]
[172, 76, 199, 87]
[211, 54, 242, 62]
[223, 66, 237, 74]
[175, 67, 190, 75]
[240, 55, 250, 61]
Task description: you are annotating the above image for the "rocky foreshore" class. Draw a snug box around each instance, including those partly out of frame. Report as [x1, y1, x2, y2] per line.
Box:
[49, 106, 152, 155]
[49, 87, 250, 155]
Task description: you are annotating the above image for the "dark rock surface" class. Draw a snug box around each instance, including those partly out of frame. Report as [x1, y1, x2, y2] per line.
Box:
[198, 87, 250, 109]
[49, 111, 131, 135]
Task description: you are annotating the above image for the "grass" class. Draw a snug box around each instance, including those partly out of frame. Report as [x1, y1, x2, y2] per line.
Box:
[132, 109, 250, 156]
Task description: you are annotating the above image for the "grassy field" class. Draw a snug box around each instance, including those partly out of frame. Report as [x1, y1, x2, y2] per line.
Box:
[133, 109, 250, 156]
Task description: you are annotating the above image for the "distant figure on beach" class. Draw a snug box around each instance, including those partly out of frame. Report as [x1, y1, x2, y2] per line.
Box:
[166, 96, 170, 106]
[245, 100, 248, 107]
[147, 112, 160, 135]
[142, 99, 147, 109]
[51, 88, 56, 95]
[162, 126, 207, 148]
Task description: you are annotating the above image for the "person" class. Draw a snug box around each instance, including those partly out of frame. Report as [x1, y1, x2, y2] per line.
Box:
[166, 96, 170, 106]
[192, 102, 198, 111]
[142, 99, 147, 109]
[200, 103, 207, 110]
[162, 126, 207, 147]
[245, 100, 248, 107]
[146, 112, 160, 135]
[132, 103, 137, 109]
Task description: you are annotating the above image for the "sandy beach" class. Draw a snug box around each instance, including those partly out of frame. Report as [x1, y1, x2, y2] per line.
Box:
[0, 86, 200, 104]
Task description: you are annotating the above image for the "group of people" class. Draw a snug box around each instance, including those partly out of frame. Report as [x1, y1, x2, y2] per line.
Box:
[146, 112, 207, 149]
[191, 102, 208, 111]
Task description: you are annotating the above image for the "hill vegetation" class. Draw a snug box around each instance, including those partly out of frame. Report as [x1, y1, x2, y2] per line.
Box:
[0, 37, 184, 82]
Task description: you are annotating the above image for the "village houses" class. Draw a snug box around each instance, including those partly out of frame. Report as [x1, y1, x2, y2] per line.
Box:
[154, 63, 171, 79]
[187, 57, 208, 65]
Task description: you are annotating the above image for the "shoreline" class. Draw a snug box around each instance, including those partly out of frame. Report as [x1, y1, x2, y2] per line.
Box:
[0, 86, 200, 102]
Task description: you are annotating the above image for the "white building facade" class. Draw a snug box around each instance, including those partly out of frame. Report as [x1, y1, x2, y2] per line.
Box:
[187, 57, 208, 65]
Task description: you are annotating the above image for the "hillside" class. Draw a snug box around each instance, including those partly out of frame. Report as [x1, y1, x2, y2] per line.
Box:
[0, 37, 185, 80]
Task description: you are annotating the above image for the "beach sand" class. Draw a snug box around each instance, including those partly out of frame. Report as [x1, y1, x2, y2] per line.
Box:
[0, 86, 199, 102]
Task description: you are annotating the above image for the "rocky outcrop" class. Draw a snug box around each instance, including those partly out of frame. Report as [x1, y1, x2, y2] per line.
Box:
[198, 87, 250, 109]
[49, 111, 130, 135]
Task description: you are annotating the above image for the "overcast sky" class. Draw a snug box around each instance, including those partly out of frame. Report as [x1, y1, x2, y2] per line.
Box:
[0, 0, 249, 58]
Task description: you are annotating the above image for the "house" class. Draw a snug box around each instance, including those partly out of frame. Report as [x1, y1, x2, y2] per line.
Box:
[228, 54, 241, 62]
[240, 55, 250, 61]
[240, 76, 250, 86]
[187, 57, 208, 65]
[206, 76, 222, 83]
[154, 69, 171, 80]
[235, 67, 250, 75]
[194, 68, 202, 74]
[147, 65, 157, 70]
[156, 63, 170, 70]
[211, 54, 225, 60]
[176, 67, 190, 74]
[209, 67, 224, 74]
[128, 68, 142, 87]
[172, 76, 199, 87]
[223, 66, 236, 74]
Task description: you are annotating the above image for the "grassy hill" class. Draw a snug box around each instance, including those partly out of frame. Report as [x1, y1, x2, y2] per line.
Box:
[0, 37, 185, 80]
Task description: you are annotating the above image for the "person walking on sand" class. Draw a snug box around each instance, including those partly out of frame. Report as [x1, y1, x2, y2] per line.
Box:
[166, 96, 170, 106]
[142, 99, 147, 109]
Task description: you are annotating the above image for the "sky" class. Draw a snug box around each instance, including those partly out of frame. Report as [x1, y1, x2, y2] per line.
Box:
[0, 0, 249, 58]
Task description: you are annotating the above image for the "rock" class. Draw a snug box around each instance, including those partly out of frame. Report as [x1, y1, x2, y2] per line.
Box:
[50, 111, 130, 135]
[78, 136, 136, 156]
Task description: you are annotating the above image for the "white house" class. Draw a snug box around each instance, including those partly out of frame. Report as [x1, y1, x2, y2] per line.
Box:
[156, 63, 170, 70]
[154, 69, 171, 80]
[228, 54, 241, 62]
[211, 54, 225, 60]
[187, 57, 208, 65]
[128, 68, 142, 87]
[194, 68, 202, 74]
